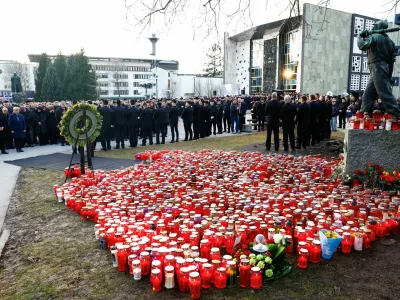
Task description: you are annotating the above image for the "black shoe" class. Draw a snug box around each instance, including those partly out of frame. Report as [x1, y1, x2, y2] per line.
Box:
[176, 140, 179, 143]
[101, 148, 107, 151]
[121, 145, 125, 149]
[189, 138, 193, 141]
[156, 142, 160, 145]
[114, 146, 120, 149]
[2, 151, 9, 154]
[142, 144, 146, 146]
[170, 140, 174, 143]
[107, 147, 111, 150]
[20, 149, 24, 152]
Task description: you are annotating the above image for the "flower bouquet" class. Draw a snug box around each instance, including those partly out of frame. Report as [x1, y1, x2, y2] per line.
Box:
[233, 233, 292, 281]
[319, 229, 343, 260]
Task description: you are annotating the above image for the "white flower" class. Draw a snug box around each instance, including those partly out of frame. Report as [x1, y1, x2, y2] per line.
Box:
[273, 233, 283, 244]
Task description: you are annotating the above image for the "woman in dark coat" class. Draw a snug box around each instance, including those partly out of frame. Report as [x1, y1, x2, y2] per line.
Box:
[8, 107, 26, 152]
[35, 106, 48, 145]
[46, 105, 58, 144]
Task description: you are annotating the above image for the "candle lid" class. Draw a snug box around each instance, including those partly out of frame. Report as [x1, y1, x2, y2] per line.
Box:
[300, 248, 309, 254]
[251, 267, 260, 272]
[151, 269, 161, 275]
[164, 265, 174, 272]
[190, 272, 200, 278]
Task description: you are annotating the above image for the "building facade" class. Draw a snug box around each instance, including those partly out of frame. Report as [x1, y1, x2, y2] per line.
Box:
[223, 3, 399, 97]
[0, 60, 36, 100]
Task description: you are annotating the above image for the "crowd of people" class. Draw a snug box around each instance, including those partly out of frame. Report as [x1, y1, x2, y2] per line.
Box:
[0, 92, 397, 155]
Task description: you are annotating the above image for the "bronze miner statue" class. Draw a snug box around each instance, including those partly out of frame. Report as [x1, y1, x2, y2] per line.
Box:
[358, 20, 400, 117]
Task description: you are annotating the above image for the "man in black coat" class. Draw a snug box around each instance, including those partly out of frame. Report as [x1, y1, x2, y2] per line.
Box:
[127, 99, 140, 147]
[216, 99, 223, 134]
[256, 98, 266, 132]
[325, 96, 333, 139]
[223, 98, 231, 133]
[181, 101, 193, 141]
[338, 98, 348, 129]
[200, 100, 209, 138]
[317, 94, 327, 142]
[192, 99, 201, 140]
[98, 100, 113, 151]
[154, 102, 167, 144]
[0, 108, 9, 154]
[280, 95, 297, 152]
[22, 103, 36, 147]
[55, 101, 68, 146]
[209, 100, 217, 135]
[112, 99, 127, 149]
[169, 100, 180, 143]
[141, 102, 154, 146]
[296, 95, 310, 150]
[309, 94, 320, 146]
[238, 98, 247, 133]
[265, 92, 281, 151]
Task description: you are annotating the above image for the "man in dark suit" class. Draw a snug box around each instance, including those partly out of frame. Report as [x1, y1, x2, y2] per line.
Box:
[223, 98, 231, 133]
[141, 102, 154, 146]
[296, 95, 310, 150]
[127, 99, 139, 147]
[192, 99, 201, 140]
[154, 102, 166, 144]
[98, 100, 113, 151]
[325, 95, 332, 139]
[309, 94, 320, 146]
[265, 92, 281, 151]
[216, 99, 223, 134]
[318, 95, 327, 142]
[169, 100, 180, 143]
[280, 95, 297, 152]
[209, 100, 217, 135]
[181, 101, 193, 141]
[112, 99, 127, 149]
[238, 98, 247, 133]
[256, 98, 266, 132]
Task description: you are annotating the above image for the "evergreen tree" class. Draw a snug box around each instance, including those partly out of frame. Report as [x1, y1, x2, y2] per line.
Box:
[35, 53, 51, 101]
[41, 63, 60, 101]
[53, 51, 67, 99]
[63, 56, 73, 99]
[203, 43, 223, 77]
[65, 49, 96, 100]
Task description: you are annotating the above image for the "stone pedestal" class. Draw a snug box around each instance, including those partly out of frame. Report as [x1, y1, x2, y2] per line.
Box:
[344, 128, 400, 176]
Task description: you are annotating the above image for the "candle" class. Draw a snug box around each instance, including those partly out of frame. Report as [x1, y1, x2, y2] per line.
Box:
[110, 246, 118, 268]
[309, 240, 321, 263]
[164, 266, 175, 289]
[354, 233, 363, 251]
[132, 259, 142, 280]
[150, 269, 162, 292]
[226, 261, 237, 288]
[140, 252, 151, 276]
[297, 248, 308, 269]
[189, 272, 201, 299]
[201, 263, 213, 288]
[250, 267, 262, 290]
[239, 259, 250, 288]
[214, 267, 227, 289]
[341, 232, 352, 254]
[179, 267, 190, 292]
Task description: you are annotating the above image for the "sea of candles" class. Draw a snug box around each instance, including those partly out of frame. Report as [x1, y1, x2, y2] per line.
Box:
[54, 150, 400, 295]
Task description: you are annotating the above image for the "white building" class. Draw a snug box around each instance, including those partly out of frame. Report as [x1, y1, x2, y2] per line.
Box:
[167, 74, 223, 98]
[223, 3, 400, 98]
[0, 60, 36, 100]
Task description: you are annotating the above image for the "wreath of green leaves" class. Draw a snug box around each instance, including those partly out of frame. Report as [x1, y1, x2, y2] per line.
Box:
[59, 103, 103, 147]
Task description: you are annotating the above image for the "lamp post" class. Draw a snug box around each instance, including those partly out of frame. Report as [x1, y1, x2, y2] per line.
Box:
[149, 33, 159, 99]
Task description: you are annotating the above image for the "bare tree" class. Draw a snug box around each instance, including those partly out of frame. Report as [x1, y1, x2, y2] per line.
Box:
[194, 78, 204, 96]
[203, 78, 216, 98]
[124, 0, 332, 40]
[110, 60, 125, 98]
[4, 61, 32, 96]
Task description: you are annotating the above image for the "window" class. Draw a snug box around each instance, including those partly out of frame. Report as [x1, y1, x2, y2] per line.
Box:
[350, 74, 360, 91]
[113, 73, 128, 79]
[133, 90, 140, 95]
[113, 90, 129, 95]
[133, 82, 139, 87]
[362, 57, 369, 73]
[98, 82, 108, 87]
[361, 75, 369, 90]
[134, 74, 151, 79]
[100, 90, 108, 95]
[114, 82, 128, 87]
[352, 56, 362, 72]
[354, 17, 364, 35]
[97, 73, 108, 79]
[280, 31, 298, 91]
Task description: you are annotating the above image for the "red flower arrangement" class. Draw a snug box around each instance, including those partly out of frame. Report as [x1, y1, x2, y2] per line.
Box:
[354, 163, 400, 190]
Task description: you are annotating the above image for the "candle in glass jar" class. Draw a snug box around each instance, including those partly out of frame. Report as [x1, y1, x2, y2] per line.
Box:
[309, 240, 321, 263]
[179, 267, 190, 292]
[214, 267, 227, 289]
[239, 259, 250, 288]
[210, 248, 221, 261]
[341, 232, 352, 254]
[132, 259, 142, 280]
[189, 272, 201, 299]
[110, 246, 118, 267]
[226, 261, 237, 288]
[250, 267, 262, 290]
[164, 266, 175, 289]
[201, 263, 213, 288]
[297, 248, 308, 269]
[150, 269, 162, 292]
[140, 252, 151, 276]
[354, 233, 363, 251]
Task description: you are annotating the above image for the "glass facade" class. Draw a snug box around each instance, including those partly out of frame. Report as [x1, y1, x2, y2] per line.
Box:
[250, 67, 262, 94]
[280, 31, 299, 91]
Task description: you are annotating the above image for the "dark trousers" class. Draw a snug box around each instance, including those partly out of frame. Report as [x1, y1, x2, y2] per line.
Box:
[115, 124, 125, 147]
[297, 126, 308, 149]
[258, 118, 265, 131]
[14, 138, 24, 150]
[170, 123, 179, 142]
[0, 138, 5, 152]
[325, 120, 331, 139]
[129, 126, 138, 147]
[361, 63, 400, 116]
[184, 121, 193, 140]
[38, 133, 47, 145]
[282, 126, 295, 151]
[339, 114, 346, 128]
[26, 125, 35, 146]
[100, 128, 111, 150]
[142, 128, 153, 145]
[48, 130, 58, 144]
[318, 121, 325, 141]
[309, 124, 319, 145]
[239, 115, 245, 132]
[155, 123, 165, 144]
[217, 117, 223, 133]
[211, 119, 217, 134]
[193, 119, 200, 139]
[231, 115, 239, 133]
[223, 114, 231, 132]
[266, 124, 279, 151]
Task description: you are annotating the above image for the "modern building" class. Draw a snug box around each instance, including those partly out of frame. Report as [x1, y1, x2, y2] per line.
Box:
[0, 60, 36, 100]
[223, 3, 400, 97]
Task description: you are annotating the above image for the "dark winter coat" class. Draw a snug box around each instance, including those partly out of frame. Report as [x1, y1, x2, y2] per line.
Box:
[0, 112, 11, 139]
[297, 102, 310, 128]
[141, 108, 154, 129]
[8, 113, 26, 139]
[265, 99, 281, 126]
[332, 103, 340, 117]
[35, 110, 48, 134]
[280, 103, 297, 128]
[46, 111, 58, 134]
[112, 106, 127, 126]
[181, 106, 193, 123]
[169, 106, 180, 125]
[127, 106, 140, 128]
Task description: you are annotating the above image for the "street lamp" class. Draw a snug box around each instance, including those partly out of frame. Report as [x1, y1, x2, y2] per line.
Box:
[283, 69, 293, 80]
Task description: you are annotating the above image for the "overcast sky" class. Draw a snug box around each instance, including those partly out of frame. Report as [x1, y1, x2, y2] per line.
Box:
[0, 0, 397, 73]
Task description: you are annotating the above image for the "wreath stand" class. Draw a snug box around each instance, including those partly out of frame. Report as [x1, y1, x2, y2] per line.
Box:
[65, 110, 94, 183]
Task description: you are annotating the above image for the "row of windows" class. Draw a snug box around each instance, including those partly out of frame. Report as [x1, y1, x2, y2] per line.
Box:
[97, 73, 152, 80]
[93, 65, 150, 72]
[97, 82, 147, 87]
[100, 90, 142, 96]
